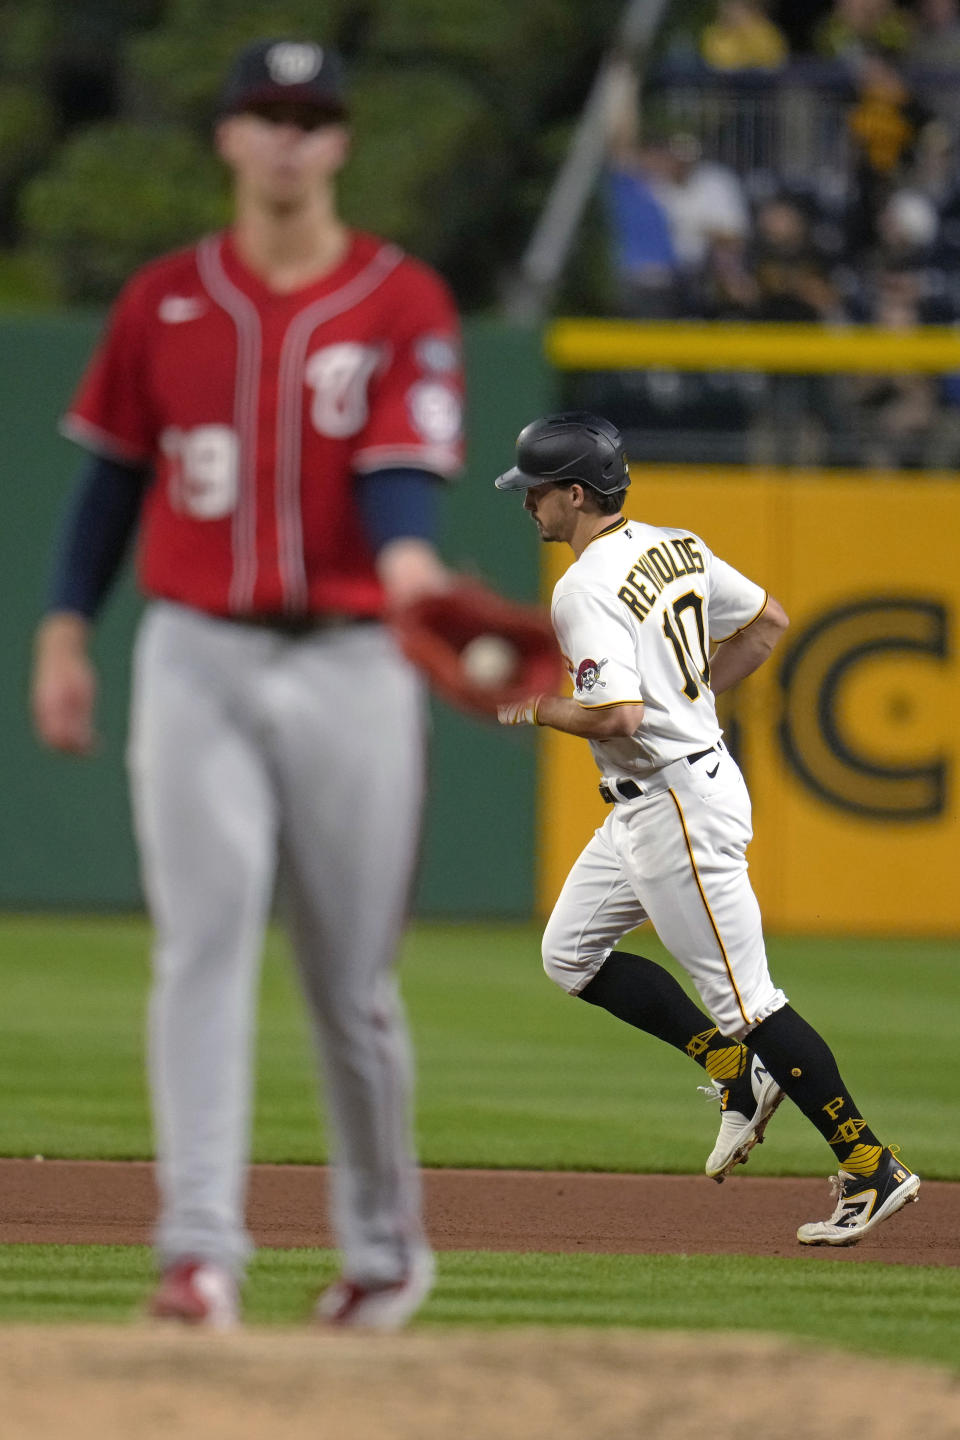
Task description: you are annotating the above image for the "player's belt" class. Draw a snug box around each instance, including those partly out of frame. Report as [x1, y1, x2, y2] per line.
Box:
[599, 742, 724, 804]
[223, 612, 379, 636]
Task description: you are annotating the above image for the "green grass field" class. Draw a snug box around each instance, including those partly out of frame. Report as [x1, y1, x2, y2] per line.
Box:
[1, 1246, 958, 1369]
[0, 915, 957, 1365]
[0, 915, 953, 1175]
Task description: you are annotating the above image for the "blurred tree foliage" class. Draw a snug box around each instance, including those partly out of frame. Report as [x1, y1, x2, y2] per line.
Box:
[22, 124, 229, 302]
[3, 0, 625, 311]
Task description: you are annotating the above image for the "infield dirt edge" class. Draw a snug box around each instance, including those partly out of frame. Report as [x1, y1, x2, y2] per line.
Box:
[0, 1158, 956, 1266]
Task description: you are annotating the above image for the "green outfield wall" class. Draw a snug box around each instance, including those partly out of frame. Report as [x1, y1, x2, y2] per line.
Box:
[0, 313, 556, 914]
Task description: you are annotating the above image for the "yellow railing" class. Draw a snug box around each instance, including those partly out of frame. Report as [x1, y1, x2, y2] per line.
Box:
[545, 319, 960, 374]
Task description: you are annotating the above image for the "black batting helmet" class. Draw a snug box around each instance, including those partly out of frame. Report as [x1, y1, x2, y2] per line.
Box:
[494, 411, 630, 495]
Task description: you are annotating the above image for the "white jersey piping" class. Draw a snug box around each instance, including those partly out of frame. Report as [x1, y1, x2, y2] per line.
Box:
[196, 236, 263, 614]
[274, 243, 405, 611]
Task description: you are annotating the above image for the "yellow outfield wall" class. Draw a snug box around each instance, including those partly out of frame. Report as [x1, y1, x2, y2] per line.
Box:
[536, 469, 959, 936]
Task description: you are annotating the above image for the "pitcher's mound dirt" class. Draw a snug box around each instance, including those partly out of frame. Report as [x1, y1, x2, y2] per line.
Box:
[2, 1326, 959, 1440]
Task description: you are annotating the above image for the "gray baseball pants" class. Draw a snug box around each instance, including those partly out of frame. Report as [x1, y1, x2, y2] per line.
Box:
[127, 601, 430, 1285]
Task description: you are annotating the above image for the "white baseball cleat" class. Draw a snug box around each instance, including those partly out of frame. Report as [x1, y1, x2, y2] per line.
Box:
[797, 1149, 920, 1246]
[315, 1250, 435, 1331]
[703, 1053, 784, 1182]
[148, 1258, 239, 1329]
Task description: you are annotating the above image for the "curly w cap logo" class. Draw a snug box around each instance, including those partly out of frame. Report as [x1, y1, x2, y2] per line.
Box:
[575, 657, 607, 693]
[266, 43, 323, 84]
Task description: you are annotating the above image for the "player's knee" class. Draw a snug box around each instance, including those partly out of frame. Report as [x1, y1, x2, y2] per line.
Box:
[695, 981, 787, 1042]
[715, 1014, 751, 1042]
[541, 914, 606, 993]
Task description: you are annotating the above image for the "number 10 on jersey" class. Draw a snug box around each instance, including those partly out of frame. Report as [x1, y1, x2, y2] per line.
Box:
[663, 591, 710, 700]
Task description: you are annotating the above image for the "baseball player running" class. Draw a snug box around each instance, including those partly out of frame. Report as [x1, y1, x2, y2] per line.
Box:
[495, 412, 920, 1246]
[30, 37, 465, 1328]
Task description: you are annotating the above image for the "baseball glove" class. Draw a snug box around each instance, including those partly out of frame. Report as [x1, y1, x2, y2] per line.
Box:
[390, 579, 564, 719]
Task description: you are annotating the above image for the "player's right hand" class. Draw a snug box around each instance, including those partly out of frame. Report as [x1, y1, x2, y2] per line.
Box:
[31, 613, 99, 756]
[376, 537, 453, 611]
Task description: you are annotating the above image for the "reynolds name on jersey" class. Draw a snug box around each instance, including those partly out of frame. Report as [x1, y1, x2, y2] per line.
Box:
[617, 536, 705, 623]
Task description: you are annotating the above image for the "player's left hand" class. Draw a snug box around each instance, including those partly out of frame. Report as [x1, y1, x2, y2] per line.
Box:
[497, 697, 542, 726]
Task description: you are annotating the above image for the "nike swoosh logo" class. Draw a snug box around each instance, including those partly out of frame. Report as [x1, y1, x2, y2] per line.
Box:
[706, 763, 719, 778]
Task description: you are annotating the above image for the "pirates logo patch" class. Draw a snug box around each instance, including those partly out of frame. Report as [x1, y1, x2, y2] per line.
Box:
[575, 657, 608, 693]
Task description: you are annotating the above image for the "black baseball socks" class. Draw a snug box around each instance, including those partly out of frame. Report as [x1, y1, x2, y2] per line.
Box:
[745, 1004, 884, 1176]
[580, 955, 886, 1175]
[579, 951, 750, 1085]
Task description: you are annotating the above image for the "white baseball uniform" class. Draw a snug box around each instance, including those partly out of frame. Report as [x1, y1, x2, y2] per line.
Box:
[542, 516, 787, 1039]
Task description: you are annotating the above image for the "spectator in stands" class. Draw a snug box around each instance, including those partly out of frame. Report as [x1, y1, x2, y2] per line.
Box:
[694, 230, 757, 318]
[603, 62, 682, 317]
[851, 215, 960, 466]
[699, 0, 789, 72]
[750, 195, 843, 322]
[841, 186, 956, 321]
[906, 117, 959, 208]
[846, 269, 944, 466]
[906, 0, 960, 69]
[739, 195, 842, 465]
[850, 122, 960, 314]
[602, 62, 750, 316]
[846, 267, 940, 467]
[602, 160, 679, 318]
[815, 0, 913, 62]
[908, 122, 960, 279]
[844, 47, 937, 255]
[874, 187, 941, 267]
[642, 131, 751, 280]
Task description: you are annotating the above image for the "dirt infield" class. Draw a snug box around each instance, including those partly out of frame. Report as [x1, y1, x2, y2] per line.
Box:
[1, 1158, 957, 1264]
[3, 1160, 958, 1440]
[3, 1327, 959, 1440]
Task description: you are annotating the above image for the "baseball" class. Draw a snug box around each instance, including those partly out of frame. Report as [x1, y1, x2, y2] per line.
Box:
[460, 633, 518, 687]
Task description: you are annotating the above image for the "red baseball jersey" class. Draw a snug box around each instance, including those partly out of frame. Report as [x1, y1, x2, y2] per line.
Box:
[63, 230, 465, 616]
